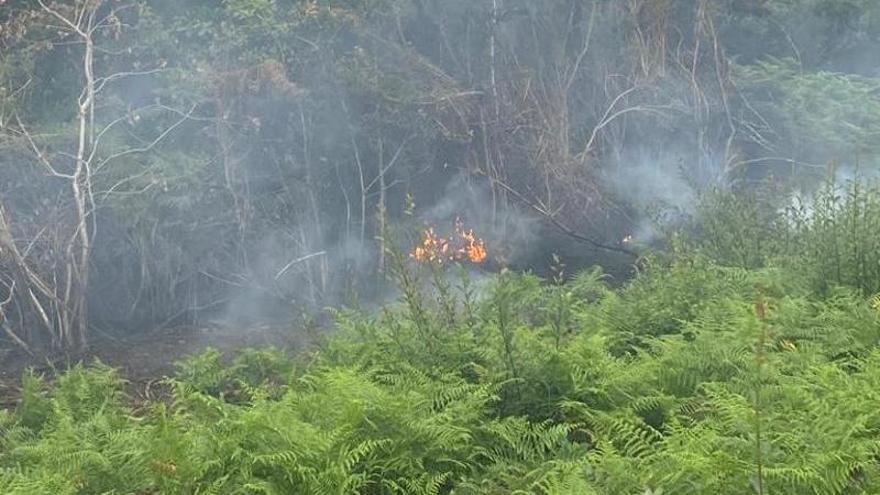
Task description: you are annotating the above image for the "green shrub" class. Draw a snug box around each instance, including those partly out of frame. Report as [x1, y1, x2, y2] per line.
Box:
[4, 207, 880, 493]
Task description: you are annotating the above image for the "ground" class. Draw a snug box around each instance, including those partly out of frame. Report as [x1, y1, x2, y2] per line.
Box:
[0, 323, 312, 410]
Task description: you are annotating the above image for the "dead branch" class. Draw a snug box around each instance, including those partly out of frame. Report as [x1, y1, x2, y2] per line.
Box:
[275, 251, 328, 280]
[0, 280, 34, 356]
[479, 172, 638, 257]
[13, 114, 74, 179]
[94, 103, 198, 173]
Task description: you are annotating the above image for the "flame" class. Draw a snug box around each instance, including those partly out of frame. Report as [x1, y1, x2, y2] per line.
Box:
[455, 218, 487, 263]
[410, 218, 487, 264]
[621, 234, 633, 244]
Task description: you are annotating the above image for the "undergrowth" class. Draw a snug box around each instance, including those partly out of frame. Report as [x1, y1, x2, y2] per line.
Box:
[3, 180, 880, 493]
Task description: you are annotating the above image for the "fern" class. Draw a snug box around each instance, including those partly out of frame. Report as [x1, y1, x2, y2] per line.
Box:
[5, 211, 880, 493]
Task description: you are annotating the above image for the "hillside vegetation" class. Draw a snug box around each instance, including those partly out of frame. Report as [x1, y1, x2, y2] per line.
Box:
[2, 180, 880, 494]
[5, 0, 880, 350]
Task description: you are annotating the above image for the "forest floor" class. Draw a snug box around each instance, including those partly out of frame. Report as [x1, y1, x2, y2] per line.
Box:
[0, 323, 314, 409]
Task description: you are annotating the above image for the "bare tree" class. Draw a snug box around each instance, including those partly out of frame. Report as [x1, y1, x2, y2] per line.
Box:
[1, 0, 191, 350]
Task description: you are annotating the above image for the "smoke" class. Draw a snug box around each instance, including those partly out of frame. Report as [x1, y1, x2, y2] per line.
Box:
[10, 0, 880, 347]
[212, 226, 389, 327]
[213, 173, 538, 327]
[780, 161, 880, 224]
[606, 145, 725, 211]
[603, 145, 726, 245]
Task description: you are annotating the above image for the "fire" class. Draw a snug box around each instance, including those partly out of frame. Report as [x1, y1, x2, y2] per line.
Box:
[456, 220, 488, 263]
[410, 218, 487, 264]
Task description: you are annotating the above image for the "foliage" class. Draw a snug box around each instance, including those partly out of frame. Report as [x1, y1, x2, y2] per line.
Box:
[6, 0, 880, 349]
[688, 177, 880, 296]
[4, 189, 880, 492]
[735, 57, 880, 163]
[4, 0, 880, 492]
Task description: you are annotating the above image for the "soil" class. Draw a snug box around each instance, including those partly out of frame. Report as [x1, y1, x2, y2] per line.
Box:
[0, 322, 316, 410]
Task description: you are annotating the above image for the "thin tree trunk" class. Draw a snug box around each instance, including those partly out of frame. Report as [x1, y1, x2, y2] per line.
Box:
[378, 138, 387, 274]
[68, 17, 97, 349]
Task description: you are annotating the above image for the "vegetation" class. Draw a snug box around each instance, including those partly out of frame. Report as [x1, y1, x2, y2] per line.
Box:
[1, 180, 880, 493]
[4, 0, 880, 350]
[3, 1, 880, 492]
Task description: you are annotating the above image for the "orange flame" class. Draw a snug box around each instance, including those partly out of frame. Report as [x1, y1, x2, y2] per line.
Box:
[454, 218, 487, 263]
[410, 218, 487, 264]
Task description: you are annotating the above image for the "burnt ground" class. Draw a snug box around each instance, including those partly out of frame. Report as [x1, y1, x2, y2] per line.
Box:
[0, 323, 319, 410]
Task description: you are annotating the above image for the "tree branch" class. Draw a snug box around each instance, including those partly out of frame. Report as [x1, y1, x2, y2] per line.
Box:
[36, 0, 85, 36]
[94, 103, 197, 173]
[94, 67, 170, 95]
[13, 114, 74, 179]
[479, 172, 638, 257]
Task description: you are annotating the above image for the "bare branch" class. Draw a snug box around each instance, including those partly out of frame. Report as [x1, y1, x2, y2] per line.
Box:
[275, 251, 328, 280]
[13, 114, 74, 179]
[364, 136, 410, 192]
[93, 169, 154, 201]
[86, 103, 170, 165]
[0, 281, 34, 356]
[0, 280, 14, 311]
[27, 287, 55, 334]
[479, 171, 638, 257]
[95, 103, 198, 173]
[294, 35, 320, 50]
[729, 156, 826, 171]
[85, 115, 129, 162]
[94, 67, 170, 95]
[21, 226, 48, 259]
[565, 1, 598, 93]
[155, 104, 217, 123]
[2, 322, 34, 356]
[36, 0, 85, 37]
[89, 4, 136, 37]
[583, 104, 671, 159]
[580, 85, 641, 157]
[8, 77, 32, 100]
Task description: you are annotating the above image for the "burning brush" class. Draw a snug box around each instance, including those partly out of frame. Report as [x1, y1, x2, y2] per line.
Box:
[410, 218, 488, 264]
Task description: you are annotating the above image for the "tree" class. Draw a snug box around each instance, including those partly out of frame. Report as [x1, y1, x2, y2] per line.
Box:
[0, 0, 190, 350]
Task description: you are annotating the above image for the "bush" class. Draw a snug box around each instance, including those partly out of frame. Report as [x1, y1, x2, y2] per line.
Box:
[4, 204, 880, 492]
